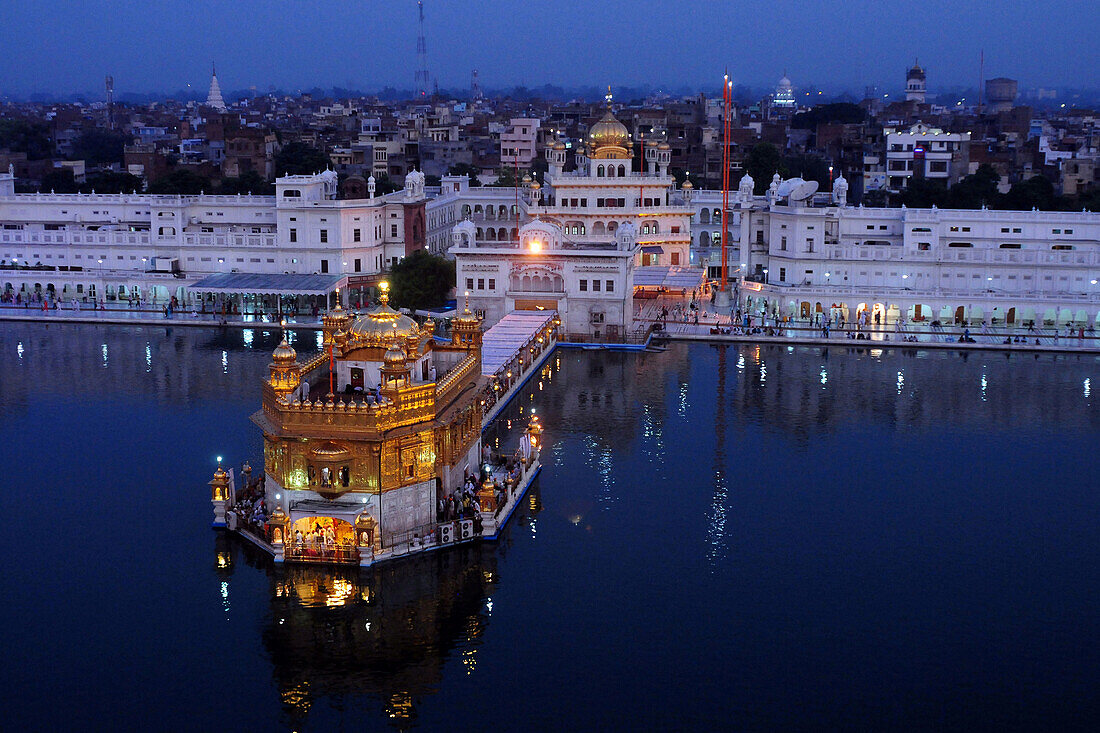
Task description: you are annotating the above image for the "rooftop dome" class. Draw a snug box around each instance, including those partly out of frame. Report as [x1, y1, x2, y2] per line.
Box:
[681, 179, 693, 190]
[272, 337, 297, 364]
[907, 61, 925, 80]
[384, 340, 407, 366]
[588, 109, 631, 156]
[347, 289, 419, 344]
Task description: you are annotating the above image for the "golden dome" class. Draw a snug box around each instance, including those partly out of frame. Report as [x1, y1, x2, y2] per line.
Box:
[681, 179, 694, 189]
[530, 180, 541, 190]
[553, 141, 566, 150]
[347, 302, 420, 344]
[588, 110, 630, 155]
[657, 142, 670, 150]
[272, 338, 297, 364]
[521, 173, 532, 183]
[384, 341, 407, 366]
[646, 140, 659, 147]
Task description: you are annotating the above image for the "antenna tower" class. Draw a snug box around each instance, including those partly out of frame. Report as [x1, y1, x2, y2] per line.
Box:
[471, 69, 483, 102]
[105, 75, 115, 130]
[415, 1, 430, 99]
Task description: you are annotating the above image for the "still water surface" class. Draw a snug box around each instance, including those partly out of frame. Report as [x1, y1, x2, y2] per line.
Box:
[2, 324, 1099, 730]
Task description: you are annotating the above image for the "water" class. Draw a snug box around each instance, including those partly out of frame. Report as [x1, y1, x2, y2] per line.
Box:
[3, 324, 1100, 730]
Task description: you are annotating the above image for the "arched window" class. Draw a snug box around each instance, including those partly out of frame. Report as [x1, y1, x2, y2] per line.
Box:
[608, 221, 618, 233]
[498, 227, 507, 240]
[700, 232, 710, 247]
[474, 205, 483, 215]
[713, 208, 721, 220]
[597, 165, 605, 177]
[652, 222, 659, 234]
[618, 165, 626, 177]
[461, 205, 471, 217]
[499, 205, 508, 218]
[592, 222, 606, 235]
[642, 224, 650, 235]
[699, 209, 710, 224]
[607, 166, 615, 178]
[476, 227, 483, 239]
[510, 228, 517, 240]
[487, 228, 496, 241]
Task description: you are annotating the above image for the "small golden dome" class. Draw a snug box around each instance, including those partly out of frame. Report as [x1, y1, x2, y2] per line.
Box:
[658, 142, 670, 150]
[270, 505, 288, 523]
[588, 110, 630, 153]
[646, 139, 659, 147]
[384, 341, 407, 366]
[530, 181, 541, 190]
[521, 173, 532, 183]
[272, 338, 297, 364]
[681, 179, 694, 189]
[553, 141, 566, 150]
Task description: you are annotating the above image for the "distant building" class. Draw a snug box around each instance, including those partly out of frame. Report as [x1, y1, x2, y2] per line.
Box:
[884, 123, 970, 191]
[774, 73, 796, 108]
[986, 77, 1019, 113]
[499, 118, 540, 168]
[905, 61, 926, 103]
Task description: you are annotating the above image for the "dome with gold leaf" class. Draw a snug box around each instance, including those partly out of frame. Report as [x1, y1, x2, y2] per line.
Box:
[347, 291, 420, 345]
[588, 109, 631, 158]
[271, 337, 297, 365]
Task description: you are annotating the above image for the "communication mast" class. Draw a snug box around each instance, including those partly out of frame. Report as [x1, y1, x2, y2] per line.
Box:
[415, 1, 430, 99]
[105, 75, 115, 130]
[471, 69, 483, 102]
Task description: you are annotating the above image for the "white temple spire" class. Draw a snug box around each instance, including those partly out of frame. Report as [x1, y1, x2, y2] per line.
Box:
[206, 62, 227, 112]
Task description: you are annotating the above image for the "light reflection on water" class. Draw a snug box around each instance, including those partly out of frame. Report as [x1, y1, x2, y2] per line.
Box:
[3, 326, 1100, 730]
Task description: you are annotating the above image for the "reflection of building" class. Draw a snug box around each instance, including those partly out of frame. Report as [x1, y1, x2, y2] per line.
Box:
[257, 544, 502, 725]
[249, 287, 487, 563]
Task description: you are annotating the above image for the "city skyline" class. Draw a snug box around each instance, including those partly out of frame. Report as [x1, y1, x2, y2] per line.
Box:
[1, 0, 1096, 97]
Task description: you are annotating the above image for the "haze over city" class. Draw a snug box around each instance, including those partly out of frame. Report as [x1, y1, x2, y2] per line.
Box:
[1, 0, 1096, 98]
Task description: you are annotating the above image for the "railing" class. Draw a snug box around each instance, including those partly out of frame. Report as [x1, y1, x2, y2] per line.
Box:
[285, 542, 360, 564]
[435, 352, 479, 406]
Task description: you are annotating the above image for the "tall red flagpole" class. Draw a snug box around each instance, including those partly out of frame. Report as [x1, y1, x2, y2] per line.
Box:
[720, 73, 731, 293]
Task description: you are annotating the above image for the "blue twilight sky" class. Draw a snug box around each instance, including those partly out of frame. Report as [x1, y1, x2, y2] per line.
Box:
[0, 0, 1095, 97]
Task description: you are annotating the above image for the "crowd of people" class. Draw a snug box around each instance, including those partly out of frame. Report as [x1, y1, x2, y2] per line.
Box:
[232, 477, 270, 540]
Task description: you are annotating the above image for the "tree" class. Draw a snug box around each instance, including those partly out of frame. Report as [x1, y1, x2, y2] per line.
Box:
[0, 119, 52, 159]
[82, 170, 144, 193]
[39, 168, 80, 193]
[274, 142, 330, 176]
[447, 163, 481, 186]
[488, 166, 521, 187]
[148, 169, 211, 195]
[374, 174, 401, 195]
[744, 143, 787, 193]
[791, 102, 866, 130]
[781, 153, 831, 188]
[669, 167, 702, 189]
[388, 249, 455, 310]
[946, 164, 1000, 209]
[217, 171, 274, 195]
[1000, 175, 1055, 211]
[71, 129, 128, 167]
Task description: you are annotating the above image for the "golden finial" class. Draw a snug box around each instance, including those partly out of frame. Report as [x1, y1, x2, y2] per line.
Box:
[379, 281, 390, 306]
[463, 289, 471, 315]
[605, 85, 613, 108]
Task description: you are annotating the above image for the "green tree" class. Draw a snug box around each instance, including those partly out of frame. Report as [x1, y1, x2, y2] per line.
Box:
[1000, 175, 1056, 211]
[897, 177, 949, 208]
[71, 129, 128, 167]
[447, 163, 481, 186]
[946, 164, 1000, 209]
[374, 174, 401, 195]
[274, 142, 330, 176]
[82, 170, 144, 193]
[39, 168, 80, 193]
[148, 169, 211, 195]
[0, 119, 52, 159]
[388, 249, 456, 310]
[744, 143, 787, 193]
[217, 171, 275, 195]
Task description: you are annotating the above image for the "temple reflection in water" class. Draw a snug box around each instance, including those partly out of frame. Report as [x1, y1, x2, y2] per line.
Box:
[215, 485, 540, 729]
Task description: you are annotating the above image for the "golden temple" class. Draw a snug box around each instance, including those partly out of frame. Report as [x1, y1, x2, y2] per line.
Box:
[210, 284, 549, 566]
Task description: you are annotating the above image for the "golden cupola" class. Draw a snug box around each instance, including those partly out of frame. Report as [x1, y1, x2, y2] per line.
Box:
[347, 283, 420, 347]
[588, 88, 631, 159]
[269, 335, 302, 397]
[450, 292, 482, 350]
[380, 329, 411, 391]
